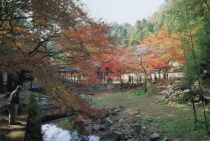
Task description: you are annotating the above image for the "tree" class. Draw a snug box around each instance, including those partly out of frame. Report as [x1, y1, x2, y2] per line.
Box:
[58, 22, 113, 84]
[140, 29, 184, 81]
[0, 0, 88, 72]
[167, 0, 210, 133]
[110, 23, 131, 46]
[0, 0, 112, 118]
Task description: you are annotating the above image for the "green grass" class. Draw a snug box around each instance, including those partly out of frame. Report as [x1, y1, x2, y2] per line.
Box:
[127, 87, 152, 99]
[91, 87, 210, 141]
[92, 91, 124, 106]
[92, 87, 151, 105]
[154, 110, 210, 141]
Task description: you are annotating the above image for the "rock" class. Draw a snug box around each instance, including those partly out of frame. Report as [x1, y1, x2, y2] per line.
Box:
[147, 118, 153, 123]
[105, 117, 113, 126]
[100, 132, 121, 141]
[80, 94, 93, 104]
[141, 136, 150, 141]
[106, 105, 112, 109]
[194, 97, 200, 102]
[84, 124, 93, 133]
[99, 125, 107, 131]
[113, 130, 123, 136]
[162, 137, 169, 141]
[120, 105, 127, 109]
[92, 124, 101, 131]
[150, 133, 160, 141]
[195, 102, 202, 107]
[112, 108, 121, 115]
[183, 89, 190, 94]
[160, 88, 174, 95]
[73, 115, 86, 125]
[108, 109, 112, 114]
[133, 123, 141, 126]
[159, 90, 167, 95]
[135, 114, 141, 118]
[142, 125, 147, 130]
[119, 118, 126, 123]
[126, 138, 136, 141]
[159, 86, 193, 104]
[173, 86, 181, 91]
[134, 123, 143, 134]
[175, 90, 183, 95]
[91, 105, 95, 108]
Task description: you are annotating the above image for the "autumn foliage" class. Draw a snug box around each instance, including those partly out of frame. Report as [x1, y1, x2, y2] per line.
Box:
[140, 29, 184, 64]
[99, 29, 184, 81]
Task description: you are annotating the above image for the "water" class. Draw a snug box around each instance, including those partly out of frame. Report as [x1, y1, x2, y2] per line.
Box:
[42, 122, 99, 141]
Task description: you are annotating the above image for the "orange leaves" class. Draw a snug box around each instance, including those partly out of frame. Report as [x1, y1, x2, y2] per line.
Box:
[62, 23, 111, 49]
[98, 29, 184, 77]
[140, 29, 184, 65]
[99, 47, 135, 79]
[57, 22, 113, 83]
[144, 56, 168, 73]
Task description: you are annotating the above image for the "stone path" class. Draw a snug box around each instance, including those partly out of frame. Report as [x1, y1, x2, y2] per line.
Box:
[0, 93, 29, 141]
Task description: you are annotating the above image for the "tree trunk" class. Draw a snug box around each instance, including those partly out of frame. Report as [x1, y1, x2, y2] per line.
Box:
[190, 88, 198, 124]
[144, 71, 147, 92]
[139, 54, 147, 92]
[158, 69, 161, 80]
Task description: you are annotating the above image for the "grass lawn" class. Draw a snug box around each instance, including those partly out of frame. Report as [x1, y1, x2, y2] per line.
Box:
[91, 86, 210, 141]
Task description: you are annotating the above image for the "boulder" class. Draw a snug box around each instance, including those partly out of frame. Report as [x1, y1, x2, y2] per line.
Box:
[133, 123, 143, 134]
[113, 130, 123, 136]
[119, 118, 127, 123]
[119, 105, 127, 109]
[163, 137, 169, 141]
[183, 89, 190, 94]
[92, 124, 101, 131]
[150, 133, 160, 141]
[126, 138, 136, 141]
[73, 115, 86, 125]
[175, 90, 183, 95]
[105, 117, 113, 126]
[100, 132, 121, 141]
[112, 108, 121, 115]
[135, 114, 141, 118]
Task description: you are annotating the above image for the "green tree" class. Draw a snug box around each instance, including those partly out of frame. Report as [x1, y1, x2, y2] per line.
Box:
[167, 0, 210, 134]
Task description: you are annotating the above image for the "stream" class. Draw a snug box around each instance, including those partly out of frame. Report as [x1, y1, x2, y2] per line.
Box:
[42, 118, 100, 141]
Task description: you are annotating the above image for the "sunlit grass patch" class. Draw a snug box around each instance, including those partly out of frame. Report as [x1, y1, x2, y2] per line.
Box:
[127, 87, 152, 99]
[91, 91, 125, 106]
[92, 87, 151, 105]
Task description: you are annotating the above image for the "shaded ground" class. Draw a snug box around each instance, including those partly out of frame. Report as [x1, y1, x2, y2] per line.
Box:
[0, 92, 29, 141]
[91, 84, 210, 141]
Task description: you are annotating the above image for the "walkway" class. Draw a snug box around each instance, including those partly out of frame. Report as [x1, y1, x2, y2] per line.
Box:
[0, 91, 30, 141]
